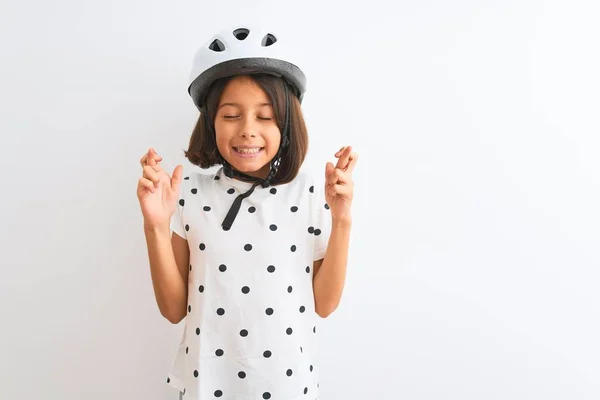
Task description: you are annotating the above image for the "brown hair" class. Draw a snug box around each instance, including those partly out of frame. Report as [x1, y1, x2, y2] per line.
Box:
[183, 73, 309, 186]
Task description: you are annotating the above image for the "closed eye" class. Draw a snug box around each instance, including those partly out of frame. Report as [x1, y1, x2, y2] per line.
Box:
[222, 116, 272, 120]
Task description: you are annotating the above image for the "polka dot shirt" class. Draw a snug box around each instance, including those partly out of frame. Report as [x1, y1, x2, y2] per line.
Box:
[166, 166, 331, 399]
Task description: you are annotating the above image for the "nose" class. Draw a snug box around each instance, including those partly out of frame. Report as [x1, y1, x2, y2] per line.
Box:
[239, 116, 258, 138]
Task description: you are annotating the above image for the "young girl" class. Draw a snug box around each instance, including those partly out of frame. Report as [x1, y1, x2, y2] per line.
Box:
[137, 25, 357, 400]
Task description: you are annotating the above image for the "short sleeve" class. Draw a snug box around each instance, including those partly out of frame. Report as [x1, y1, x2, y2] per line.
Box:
[312, 178, 332, 261]
[170, 177, 187, 240]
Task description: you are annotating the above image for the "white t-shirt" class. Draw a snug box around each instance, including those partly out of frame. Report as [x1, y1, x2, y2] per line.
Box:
[166, 165, 332, 400]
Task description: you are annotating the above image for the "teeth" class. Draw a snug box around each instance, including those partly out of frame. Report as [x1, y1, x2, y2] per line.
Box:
[236, 147, 261, 154]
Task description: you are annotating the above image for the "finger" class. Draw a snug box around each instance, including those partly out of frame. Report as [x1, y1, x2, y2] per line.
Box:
[143, 165, 161, 186]
[140, 153, 148, 167]
[325, 161, 335, 183]
[328, 168, 347, 186]
[138, 177, 156, 193]
[146, 148, 162, 164]
[148, 154, 164, 174]
[345, 151, 359, 174]
[140, 148, 162, 166]
[147, 148, 157, 167]
[328, 183, 353, 197]
[335, 146, 347, 158]
[335, 146, 352, 170]
[171, 165, 183, 191]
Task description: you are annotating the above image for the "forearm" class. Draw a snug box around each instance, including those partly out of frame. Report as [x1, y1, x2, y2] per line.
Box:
[144, 224, 187, 323]
[312, 218, 352, 317]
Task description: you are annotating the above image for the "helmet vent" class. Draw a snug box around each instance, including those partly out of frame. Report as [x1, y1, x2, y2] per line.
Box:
[208, 39, 225, 52]
[261, 34, 277, 47]
[233, 28, 250, 40]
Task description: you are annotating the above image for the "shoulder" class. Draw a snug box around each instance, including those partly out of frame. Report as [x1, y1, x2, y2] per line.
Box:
[176, 168, 218, 202]
[181, 168, 218, 188]
[283, 169, 328, 215]
[286, 169, 324, 194]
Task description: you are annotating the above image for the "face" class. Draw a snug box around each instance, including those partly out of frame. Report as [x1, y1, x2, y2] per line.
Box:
[214, 75, 281, 180]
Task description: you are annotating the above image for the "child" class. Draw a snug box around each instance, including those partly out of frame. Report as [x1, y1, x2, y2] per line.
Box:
[137, 25, 357, 400]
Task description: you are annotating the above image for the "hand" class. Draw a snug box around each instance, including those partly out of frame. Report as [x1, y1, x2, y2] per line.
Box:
[136, 148, 183, 229]
[325, 145, 358, 222]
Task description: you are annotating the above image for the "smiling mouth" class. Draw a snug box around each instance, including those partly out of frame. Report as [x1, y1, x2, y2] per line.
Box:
[233, 147, 264, 154]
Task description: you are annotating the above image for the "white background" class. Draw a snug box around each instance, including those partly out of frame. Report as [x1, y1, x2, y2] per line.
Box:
[1, 0, 599, 399]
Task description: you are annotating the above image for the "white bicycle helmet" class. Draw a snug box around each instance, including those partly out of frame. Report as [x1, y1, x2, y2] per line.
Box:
[187, 25, 307, 111]
[186, 26, 307, 231]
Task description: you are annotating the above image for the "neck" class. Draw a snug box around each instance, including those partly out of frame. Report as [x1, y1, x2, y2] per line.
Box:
[228, 165, 270, 182]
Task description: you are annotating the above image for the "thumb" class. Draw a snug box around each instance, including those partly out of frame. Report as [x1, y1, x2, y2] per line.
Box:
[171, 165, 183, 191]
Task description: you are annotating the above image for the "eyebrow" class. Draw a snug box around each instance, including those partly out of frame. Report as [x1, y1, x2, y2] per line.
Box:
[218, 102, 272, 109]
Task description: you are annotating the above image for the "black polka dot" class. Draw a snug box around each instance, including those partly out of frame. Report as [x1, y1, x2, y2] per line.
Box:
[308, 227, 314, 234]
[184, 176, 189, 180]
[203, 206, 211, 211]
[310, 365, 313, 372]
[286, 327, 293, 335]
[214, 176, 220, 180]
[217, 308, 225, 316]
[199, 243, 206, 250]
[263, 393, 271, 399]
[189, 264, 192, 271]
[269, 224, 277, 231]
[267, 265, 275, 273]
[196, 328, 200, 335]
[185, 224, 190, 231]
[219, 264, 227, 272]
[263, 350, 272, 358]
[270, 188, 277, 194]
[300, 346, 303, 353]
[265, 308, 273, 315]
[186, 347, 188, 354]
[179, 199, 185, 206]
[309, 186, 314, 193]
[227, 188, 235, 194]
[291, 206, 298, 212]
[299, 306, 305, 313]
[199, 285, 204, 293]
[244, 244, 252, 251]
[191, 188, 197, 194]
[287, 286, 293, 293]
[291, 245, 297, 252]
[286, 369, 293, 376]
[306, 266, 310, 273]
[240, 329, 248, 337]
[313, 326, 316, 333]
[314, 229, 322, 236]
[188, 305, 191, 313]
[194, 370, 198, 377]
[215, 349, 224, 356]
[238, 371, 246, 379]
[248, 206, 256, 213]
[304, 387, 308, 394]
[241, 286, 250, 294]
[214, 390, 223, 397]
[167, 377, 170, 383]
[325, 203, 330, 210]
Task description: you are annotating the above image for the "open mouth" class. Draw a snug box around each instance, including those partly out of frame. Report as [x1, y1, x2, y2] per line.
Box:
[233, 147, 264, 155]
